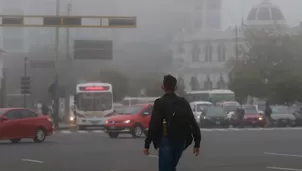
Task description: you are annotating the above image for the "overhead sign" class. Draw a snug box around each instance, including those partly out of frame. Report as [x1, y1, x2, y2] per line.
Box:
[73, 40, 113, 60]
[0, 15, 137, 28]
[30, 60, 55, 69]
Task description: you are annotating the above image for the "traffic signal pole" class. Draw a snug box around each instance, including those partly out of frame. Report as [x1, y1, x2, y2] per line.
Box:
[53, 0, 60, 129]
[23, 57, 28, 107]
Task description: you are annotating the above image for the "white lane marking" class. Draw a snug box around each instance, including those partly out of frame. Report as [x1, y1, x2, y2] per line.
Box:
[266, 166, 302, 171]
[60, 130, 71, 134]
[215, 129, 228, 131]
[22, 159, 44, 163]
[200, 129, 213, 132]
[148, 154, 158, 158]
[229, 128, 240, 131]
[78, 130, 88, 133]
[264, 152, 302, 158]
[92, 130, 104, 133]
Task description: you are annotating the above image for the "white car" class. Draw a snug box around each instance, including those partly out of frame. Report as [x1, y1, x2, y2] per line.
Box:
[190, 101, 213, 124]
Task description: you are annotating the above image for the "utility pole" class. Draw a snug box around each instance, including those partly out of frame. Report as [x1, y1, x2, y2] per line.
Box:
[235, 25, 239, 60]
[54, 0, 60, 129]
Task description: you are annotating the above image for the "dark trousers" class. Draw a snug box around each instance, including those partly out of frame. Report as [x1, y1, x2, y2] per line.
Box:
[158, 137, 185, 171]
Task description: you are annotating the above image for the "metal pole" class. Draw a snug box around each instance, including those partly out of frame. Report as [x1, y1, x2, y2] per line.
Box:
[24, 57, 28, 107]
[54, 0, 60, 129]
[235, 26, 238, 60]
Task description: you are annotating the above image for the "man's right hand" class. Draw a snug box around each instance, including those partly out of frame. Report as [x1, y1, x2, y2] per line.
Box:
[193, 147, 200, 156]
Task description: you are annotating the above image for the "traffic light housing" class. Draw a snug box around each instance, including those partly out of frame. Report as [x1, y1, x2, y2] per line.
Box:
[21, 76, 31, 94]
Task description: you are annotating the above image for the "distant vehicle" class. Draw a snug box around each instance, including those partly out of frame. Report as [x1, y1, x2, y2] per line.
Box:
[185, 89, 235, 104]
[0, 108, 53, 143]
[292, 107, 302, 126]
[230, 106, 265, 127]
[74, 82, 113, 130]
[217, 101, 240, 114]
[189, 101, 213, 124]
[199, 106, 230, 128]
[271, 106, 296, 127]
[121, 97, 158, 106]
[105, 104, 152, 138]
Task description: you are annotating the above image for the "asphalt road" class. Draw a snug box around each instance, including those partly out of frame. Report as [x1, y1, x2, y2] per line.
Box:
[1, 128, 302, 171]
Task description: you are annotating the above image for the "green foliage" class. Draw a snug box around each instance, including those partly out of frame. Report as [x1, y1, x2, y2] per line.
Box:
[99, 70, 129, 102]
[229, 33, 302, 104]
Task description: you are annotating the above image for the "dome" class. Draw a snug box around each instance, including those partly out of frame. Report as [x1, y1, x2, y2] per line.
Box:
[246, 0, 287, 28]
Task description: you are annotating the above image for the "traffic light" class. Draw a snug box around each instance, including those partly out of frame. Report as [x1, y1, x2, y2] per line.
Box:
[20, 76, 31, 94]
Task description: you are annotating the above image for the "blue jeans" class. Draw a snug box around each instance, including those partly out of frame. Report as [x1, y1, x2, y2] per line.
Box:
[158, 137, 185, 171]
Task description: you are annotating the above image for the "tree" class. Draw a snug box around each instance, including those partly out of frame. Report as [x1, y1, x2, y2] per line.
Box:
[228, 32, 302, 104]
[99, 69, 129, 102]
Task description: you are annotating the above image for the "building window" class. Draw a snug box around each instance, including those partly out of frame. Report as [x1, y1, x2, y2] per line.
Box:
[217, 42, 226, 61]
[258, 7, 270, 20]
[205, 42, 213, 62]
[192, 43, 200, 62]
[177, 43, 185, 54]
[204, 75, 213, 90]
[217, 74, 226, 89]
[190, 76, 200, 91]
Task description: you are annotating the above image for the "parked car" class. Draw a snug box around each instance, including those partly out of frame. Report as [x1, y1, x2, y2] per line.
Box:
[292, 107, 302, 126]
[105, 104, 152, 138]
[199, 106, 230, 128]
[271, 106, 296, 127]
[190, 101, 213, 124]
[217, 101, 241, 114]
[0, 108, 53, 143]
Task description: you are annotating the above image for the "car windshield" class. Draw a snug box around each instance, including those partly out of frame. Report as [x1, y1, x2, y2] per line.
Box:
[196, 103, 213, 112]
[243, 106, 258, 114]
[0, 109, 7, 116]
[120, 106, 145, 115]
[205, 107, 226, 117]
[223, 105, 239, 113]
[272, 106, 290, 114]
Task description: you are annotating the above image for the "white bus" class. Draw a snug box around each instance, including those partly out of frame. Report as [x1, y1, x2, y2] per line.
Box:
[121, 97, 159, 106]
[74, 82, 113, 130]
[185, 89, 235, 104]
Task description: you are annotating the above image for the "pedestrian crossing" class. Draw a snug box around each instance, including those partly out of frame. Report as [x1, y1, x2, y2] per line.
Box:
[55, 127, 302, 134]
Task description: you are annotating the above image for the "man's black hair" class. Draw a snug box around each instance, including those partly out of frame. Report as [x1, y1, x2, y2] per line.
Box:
[163, 74, 177, 91]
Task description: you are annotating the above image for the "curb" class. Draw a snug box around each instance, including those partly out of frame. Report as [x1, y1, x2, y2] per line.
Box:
[55, 124, 77, 130]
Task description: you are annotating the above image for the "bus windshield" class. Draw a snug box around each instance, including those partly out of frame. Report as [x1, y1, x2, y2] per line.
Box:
[210, 93, 235, 103]
[77, 92, 113, 111]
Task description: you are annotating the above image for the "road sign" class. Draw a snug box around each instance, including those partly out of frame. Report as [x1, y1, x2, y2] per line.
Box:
[20, 76, 31, 94]
[73, 40, 113, 60]
[30, 60, 55, 69]
[0, 15, 137, 28]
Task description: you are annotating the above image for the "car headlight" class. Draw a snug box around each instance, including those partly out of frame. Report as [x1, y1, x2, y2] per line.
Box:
[123, 120, 131, 124]
[69, 116, 74, 121]
[105, 120, 109, 124]
[258, 117, 263, 121]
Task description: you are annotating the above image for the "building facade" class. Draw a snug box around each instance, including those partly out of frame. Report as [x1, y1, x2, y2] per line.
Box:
[171, 0, 296, 92]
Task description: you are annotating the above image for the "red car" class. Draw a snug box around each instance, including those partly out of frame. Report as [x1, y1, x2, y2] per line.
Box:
[243, 106, 265, 127]
[0, 108, 53, 143]
[105, 104, 152, 138]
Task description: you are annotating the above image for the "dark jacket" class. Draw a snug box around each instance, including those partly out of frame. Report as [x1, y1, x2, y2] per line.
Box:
[144, 93, 201, 149]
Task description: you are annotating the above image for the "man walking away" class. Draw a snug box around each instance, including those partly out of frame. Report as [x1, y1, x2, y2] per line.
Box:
[144, 75, 201, 171]
[264, 101, 272, 127]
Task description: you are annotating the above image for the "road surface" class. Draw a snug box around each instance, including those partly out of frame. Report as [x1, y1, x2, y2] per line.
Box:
[1, 127, 302, 171]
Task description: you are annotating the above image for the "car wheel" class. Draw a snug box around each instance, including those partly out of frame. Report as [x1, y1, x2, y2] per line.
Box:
[108, 132, 119, 138]
[33, 128, 46, 143]
[132, 124, 143, 138]
[10, 138, 21, 143]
